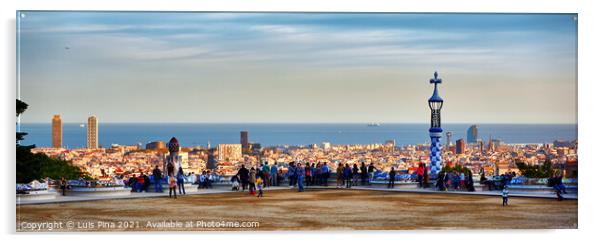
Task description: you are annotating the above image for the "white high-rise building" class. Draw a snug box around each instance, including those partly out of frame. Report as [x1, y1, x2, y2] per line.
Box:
[87, 115, 98, 149]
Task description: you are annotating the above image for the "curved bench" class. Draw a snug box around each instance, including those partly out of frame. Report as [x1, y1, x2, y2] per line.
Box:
[16, 190, 58, 201]
[68, 187, 132, 197]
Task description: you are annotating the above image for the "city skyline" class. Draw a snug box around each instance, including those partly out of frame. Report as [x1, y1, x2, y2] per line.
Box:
[18, 12, 577, 124]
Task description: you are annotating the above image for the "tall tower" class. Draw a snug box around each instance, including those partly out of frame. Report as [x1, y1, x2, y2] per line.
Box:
[87, 115, 98, 149]
[240, 131, 249, 149]
[446, 131, 453, 147]
[467, 125, 478, 144]
[427, 71, 444, 176]
[51, 115, 62, 148]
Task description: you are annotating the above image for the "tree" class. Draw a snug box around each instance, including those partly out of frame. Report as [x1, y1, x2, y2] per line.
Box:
[16, 99, 28, 143]
[16, 99, 88, 183]
[515, 159, 555, 178]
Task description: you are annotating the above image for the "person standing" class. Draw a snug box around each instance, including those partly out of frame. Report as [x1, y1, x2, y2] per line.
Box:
[466, 171, 475, 192]
[344, 164, 352, 188]
[249, 167, 257, 195]
[459, 172, 466, 190]
[321, 162, 330, 186]
[315, 162, 322, 186]
[388, 167, 396, 188]
[59, 177, 67, 196]
[237, 165, 249, 192]
[336, 163, 344, 188]
[288, 162, 296, 188]
[305, 162, 312, 187]
[352, 164, 359, 186]
[437, 171, 446, 191]
[416, 164, 424, 188]
[270, 163, 278, 187]
[296, 163, 305, 192]
[262, 162, 270, 188]
[168, 173, 177, 199]
[177, 167, 186, 195]
[310, 163, 316, 186]
[368, 163, 375, 185]
[360, 162, 368, 186]
[501, 185, 509, 206]
[152, 165, 163, 193]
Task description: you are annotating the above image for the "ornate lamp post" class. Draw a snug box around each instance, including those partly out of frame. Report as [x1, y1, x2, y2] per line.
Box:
[166, 137, 181, 177]
[428, 72, 444, 176]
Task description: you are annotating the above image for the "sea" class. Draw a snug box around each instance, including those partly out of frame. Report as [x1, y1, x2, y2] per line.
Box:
[18, 123, 577, 149]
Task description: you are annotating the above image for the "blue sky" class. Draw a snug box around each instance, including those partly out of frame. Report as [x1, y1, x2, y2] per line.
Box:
[18, 12, 577, 123]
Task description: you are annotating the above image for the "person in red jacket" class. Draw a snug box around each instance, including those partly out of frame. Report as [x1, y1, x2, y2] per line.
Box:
[416, 163, 425, 188]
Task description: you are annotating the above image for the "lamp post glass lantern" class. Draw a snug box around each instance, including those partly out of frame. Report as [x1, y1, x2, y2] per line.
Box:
[428, 72, 444, 176]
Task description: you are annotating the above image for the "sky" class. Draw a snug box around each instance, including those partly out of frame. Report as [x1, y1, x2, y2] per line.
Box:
[17, 12, 577, 124]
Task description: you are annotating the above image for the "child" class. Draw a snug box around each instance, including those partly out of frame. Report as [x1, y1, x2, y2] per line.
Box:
[501, 185, 509, 206]
[169, 173, 177, 199]
[256, 176, 264, 198]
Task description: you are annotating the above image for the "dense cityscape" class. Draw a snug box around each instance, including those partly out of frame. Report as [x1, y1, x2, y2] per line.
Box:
[32, 115, 578, 180]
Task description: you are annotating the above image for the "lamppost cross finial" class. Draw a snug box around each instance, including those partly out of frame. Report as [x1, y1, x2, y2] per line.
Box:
[430, 71, 442, 84]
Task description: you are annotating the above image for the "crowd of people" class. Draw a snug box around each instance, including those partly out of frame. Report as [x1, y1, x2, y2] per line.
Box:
[435, 170, 476, 192]
[117, 162, 572, 205]
[232, 163, 276, 197]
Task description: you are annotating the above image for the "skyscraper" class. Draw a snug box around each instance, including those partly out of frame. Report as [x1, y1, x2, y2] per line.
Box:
[87, 115, 98, 149]
[467, 125, 478, 144]
[240, 131, 249, 149]
[455, 138, 466, 154]
[51, 114, 62, 148]
[427, 71, 444, 176]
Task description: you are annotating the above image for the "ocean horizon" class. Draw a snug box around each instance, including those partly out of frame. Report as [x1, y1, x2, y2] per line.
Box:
[17, 123, 578, 149]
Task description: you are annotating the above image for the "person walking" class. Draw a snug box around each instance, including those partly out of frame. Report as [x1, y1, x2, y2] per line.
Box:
[152, 165, 163, 193]
[177, 167, 186, 195]
[256, 176, 264, 198]
[236, 165, 249, 192]
[388, 167, 396, 188]
[168, 173, 177, 199]
[501, 185, 509, 206]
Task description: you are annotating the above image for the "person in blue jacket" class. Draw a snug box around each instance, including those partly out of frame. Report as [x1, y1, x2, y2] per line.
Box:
[344, 164, 353, 188]
[321, 163, 330, 186]
[270, 163, 278, 186]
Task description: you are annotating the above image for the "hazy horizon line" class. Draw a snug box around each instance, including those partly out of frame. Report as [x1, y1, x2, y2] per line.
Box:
[19, 121, 578, 125]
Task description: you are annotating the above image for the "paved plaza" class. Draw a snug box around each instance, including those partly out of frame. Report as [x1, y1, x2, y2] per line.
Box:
[16, 188, 577, 231]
